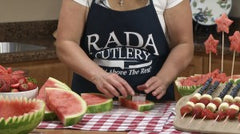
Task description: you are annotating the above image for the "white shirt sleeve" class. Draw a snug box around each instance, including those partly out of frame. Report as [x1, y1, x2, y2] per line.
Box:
[73, 0, 92, 7]
[166, 0, 183, 9]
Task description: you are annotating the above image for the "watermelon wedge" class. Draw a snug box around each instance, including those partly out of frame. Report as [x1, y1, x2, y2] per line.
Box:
[175, 69, 240, 96]
[81, 93, 113, 113]
[36, 77, 71, 121]
[45, 87, 87, 126]
[175, 77, 201, 96]
[0, 96, 45, 134]
[119, 97, 154, 112]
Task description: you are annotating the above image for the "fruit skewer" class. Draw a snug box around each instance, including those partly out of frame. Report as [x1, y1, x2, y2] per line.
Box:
[217, 83, 240, 122]
[187, 81, 220, 125]
[200, 81, 233, 121]
[180, 78, 212, 119]
[198, 80, 220, 106]
[226, 84, 240, 119]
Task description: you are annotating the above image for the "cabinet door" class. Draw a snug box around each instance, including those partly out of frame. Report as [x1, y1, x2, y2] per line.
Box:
[4, 59, 72, 88]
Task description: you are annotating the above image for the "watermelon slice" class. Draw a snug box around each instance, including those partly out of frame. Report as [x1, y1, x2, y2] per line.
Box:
[36, 77, 71, 121]
[119, 97, 154, 112]
[175, 77, 201, 96]
[175, 69, 240, 96]
[45, 87, 87, 126]
[81, 93, 113, 113]
[0, 96, 45, 134]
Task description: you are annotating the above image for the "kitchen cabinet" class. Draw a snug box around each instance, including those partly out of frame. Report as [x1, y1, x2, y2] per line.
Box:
[3, 59, 73, 88]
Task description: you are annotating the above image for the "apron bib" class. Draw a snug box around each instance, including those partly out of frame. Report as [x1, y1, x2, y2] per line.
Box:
[72, 0, 175, 101]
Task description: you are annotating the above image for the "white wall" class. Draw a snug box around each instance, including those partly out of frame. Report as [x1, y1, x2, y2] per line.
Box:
[0, 0, 62, 23]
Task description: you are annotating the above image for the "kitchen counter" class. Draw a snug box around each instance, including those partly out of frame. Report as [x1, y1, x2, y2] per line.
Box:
[0, 40, 238, 64]
[0, 39, 57, 64]
[0, 20, 58, 64]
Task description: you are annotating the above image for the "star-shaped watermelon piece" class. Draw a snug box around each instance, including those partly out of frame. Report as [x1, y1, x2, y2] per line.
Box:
[229, 31, 240, 53]
[215, 13, 233, 33]
[204, 34, 219, 54]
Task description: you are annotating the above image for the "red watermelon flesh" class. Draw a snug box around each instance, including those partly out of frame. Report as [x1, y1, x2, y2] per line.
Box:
[119, 97, 154, 112]
[37, 77, 70, 100]
[45, 88, 87, 126]
[36, 77, 71, 120]
[0, 98, 42, 120]
[179, 69, 239, 87]
[81, 93, 113, 113]
[81, 93, 108, 105]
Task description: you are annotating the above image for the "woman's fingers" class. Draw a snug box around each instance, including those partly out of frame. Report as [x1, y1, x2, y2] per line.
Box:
[98, 87, 114, 98]
[95, 73, 134, 97]
[156, 89, 166, 99]
[113, 74, 135, 96]
[137, 76, 168, 100]
[103, 81, 121, 97]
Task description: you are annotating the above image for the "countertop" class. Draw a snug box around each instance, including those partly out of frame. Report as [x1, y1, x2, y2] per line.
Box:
[0, 40, 237, 64]
[0, 39, 57, 64]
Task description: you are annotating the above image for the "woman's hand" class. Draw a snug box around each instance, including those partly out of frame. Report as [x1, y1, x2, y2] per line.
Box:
[137, 76, 169, 99]
[92, 72, 135, 98]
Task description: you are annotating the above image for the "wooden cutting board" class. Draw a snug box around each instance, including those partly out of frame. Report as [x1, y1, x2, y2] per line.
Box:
[174, 84, 240, 134]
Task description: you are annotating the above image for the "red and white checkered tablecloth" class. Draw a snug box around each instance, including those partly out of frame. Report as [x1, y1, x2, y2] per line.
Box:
[37, 102, 192, 134]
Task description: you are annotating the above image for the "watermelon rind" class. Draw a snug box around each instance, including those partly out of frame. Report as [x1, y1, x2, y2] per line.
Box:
[0, 96, 45, 134]
[48, 77, 71, 90]
[175, 77, 201, 96]
[119, 97, 155, 112]
[233, 78, 240, 85]
[43, 110, 58, 121]
[137, 101, 155, 112]
[45, 88, 87, 126]
[81, 93, 113, 113]
[37, 77, 71, 121]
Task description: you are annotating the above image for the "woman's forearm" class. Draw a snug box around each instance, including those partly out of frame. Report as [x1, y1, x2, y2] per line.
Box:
[156, 42, 194, 86]
[56, 40, 106, 83]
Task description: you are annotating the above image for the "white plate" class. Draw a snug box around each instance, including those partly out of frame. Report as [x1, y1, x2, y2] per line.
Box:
[190, 0, 232, 26]
[0, 87, 39, 99]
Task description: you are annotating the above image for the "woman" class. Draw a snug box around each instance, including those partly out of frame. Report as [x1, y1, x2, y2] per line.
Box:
[55, 0, 194, 101]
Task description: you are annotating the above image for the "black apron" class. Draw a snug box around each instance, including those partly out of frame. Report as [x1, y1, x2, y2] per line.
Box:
[72, 0, 175, 101]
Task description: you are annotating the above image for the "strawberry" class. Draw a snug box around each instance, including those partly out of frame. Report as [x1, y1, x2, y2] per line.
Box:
[18, 77, 27, 84]
[7, 67, 12, 74]
[12, 70, 25, 75]
[10, 83, 20, 89]
[19, 83, 29, 91]
[11, 88, 19, 92]
[27, 82, 37, 90]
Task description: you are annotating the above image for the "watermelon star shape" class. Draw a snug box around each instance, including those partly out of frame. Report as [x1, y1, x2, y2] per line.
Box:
[204, 34, 219, 54]
[215, 13, 233, 34]
[229, 31, 240, 53]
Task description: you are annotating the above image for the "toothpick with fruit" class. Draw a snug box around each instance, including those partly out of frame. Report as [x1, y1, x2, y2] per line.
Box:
[204, 34, 219, 73]
[208, 81, 234, 124]
[202, 80, 233, 122]
[229, 31, 240, 79]
[180, 78, 212, 119]
[222, 83, 240, 123]
[187, 81, 220, 125]
[215, 13, 233, 73]
[198, 80, 220, 106]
